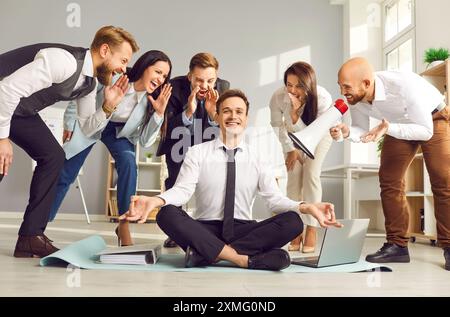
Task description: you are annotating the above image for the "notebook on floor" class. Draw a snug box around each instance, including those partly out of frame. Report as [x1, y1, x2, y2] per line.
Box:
[291, 219, 369, 268]
[96, 243, 162, 265]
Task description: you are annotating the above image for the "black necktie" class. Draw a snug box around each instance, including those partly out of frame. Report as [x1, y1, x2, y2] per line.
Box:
[195, 99, 205, 119]
[222, 147, 238, 242]
[71, 76, 94, 99]
[192, 100, 205, 145]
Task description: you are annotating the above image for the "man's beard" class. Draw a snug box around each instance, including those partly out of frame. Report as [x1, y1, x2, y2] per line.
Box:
[347, 91, 366, 105]
[96, 61, 114, 86]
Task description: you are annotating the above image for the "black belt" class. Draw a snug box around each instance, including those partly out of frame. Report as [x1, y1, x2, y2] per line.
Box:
[432, 103, 446, 115]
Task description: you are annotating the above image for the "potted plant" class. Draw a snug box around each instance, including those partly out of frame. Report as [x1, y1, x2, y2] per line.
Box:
[377, 136, 384, 157]
[145, 152, 153, 163]
[424, 48, 449, 69]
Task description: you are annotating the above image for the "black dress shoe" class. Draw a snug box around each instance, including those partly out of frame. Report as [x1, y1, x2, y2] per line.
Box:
[444, 247, 450, 271]
[365, 243, 410, 263]
[14, 234, 59, 258]
[164, 237, 178, 248]
[248, 249, 291, 271]
[184, 246, 209, 268]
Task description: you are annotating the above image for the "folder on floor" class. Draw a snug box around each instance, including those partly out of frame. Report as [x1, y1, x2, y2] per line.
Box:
[97, 243, 162, 265]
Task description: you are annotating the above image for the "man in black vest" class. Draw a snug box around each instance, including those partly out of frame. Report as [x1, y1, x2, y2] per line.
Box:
[0, 26, 139, 258]
[156, 52, 229, 248]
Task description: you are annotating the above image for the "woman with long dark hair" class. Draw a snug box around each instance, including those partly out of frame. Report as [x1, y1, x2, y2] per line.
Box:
[49, 50, 172, 246]
[270, 61, 333, 253]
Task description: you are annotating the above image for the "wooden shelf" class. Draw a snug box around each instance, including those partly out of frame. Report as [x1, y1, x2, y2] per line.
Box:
[110, 161, 162, 166]
[105, 140, 167, 222]
[420, 60, 447, 77]
[410, 232, 436, 239]
[367, 229, 386, 237]
[108, 208, 160, 223]
[109, 188, 161, 193]
[409, 233, 437, 245]
[406, 192, 425, 197]
[420, 59, 449, 105]
[136, 189, 161, 193]
[138, 162, 162, 167]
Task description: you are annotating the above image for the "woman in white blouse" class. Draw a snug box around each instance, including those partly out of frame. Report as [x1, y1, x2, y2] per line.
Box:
[49, 50, 172, 246]
[270, 62, 333, 253]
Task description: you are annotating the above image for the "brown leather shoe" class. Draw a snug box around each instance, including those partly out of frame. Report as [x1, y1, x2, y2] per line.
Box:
[13, 234, 59, 258]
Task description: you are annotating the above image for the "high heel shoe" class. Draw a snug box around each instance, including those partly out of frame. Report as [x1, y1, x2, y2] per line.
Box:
[115, 227, 121, 247]
[301, 246, 315, 253]
[288, 234, 302, 252]
[115, 222, 134, 247]
[302, 226, 316, 254]
[288, 244, 301, 252]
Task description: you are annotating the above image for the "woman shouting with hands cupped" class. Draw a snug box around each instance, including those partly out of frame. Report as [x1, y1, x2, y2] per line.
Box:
[49, 50, 173, 247]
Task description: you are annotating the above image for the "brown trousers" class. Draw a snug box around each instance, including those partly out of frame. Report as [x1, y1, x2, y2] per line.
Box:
[379, 106, 450, 248]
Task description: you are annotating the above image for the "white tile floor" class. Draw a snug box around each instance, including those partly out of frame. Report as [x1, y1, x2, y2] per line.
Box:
[0, 217, 449, 297]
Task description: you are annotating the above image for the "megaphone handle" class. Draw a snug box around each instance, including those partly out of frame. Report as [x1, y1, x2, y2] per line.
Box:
[335, 130, 344, 142]
[333, 120, 345, 142]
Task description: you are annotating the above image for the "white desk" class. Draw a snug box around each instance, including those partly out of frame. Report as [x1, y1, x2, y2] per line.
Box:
[321, 164, 380, 220]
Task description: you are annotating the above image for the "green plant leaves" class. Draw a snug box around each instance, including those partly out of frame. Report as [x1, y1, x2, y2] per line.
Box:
[424, 48, 449, 64]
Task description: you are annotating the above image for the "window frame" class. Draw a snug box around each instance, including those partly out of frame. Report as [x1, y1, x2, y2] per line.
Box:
[383, 0, 416, 46]
[382, 0, 416, 72]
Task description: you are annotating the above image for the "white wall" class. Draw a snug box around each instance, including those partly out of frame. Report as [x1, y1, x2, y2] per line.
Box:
[0, 0, 343, 217]
[341, 0, 382, 167]
[317, 0, 384, 219]
[415, 0, 450, 73]
[344, 0, 383, 69]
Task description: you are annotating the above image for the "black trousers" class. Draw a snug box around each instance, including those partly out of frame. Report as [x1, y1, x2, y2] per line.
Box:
[156, 205, 304, 263]
[8, 114, 65, 236]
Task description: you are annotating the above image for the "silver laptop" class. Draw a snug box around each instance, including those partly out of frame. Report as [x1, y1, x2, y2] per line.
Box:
[291, 219, 369, 268]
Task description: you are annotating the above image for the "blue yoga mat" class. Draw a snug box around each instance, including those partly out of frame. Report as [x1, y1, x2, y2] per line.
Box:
[40, 235, 391, 273]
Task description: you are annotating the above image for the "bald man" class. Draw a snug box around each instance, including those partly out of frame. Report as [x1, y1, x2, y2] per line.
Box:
[331, 57, 450, 271]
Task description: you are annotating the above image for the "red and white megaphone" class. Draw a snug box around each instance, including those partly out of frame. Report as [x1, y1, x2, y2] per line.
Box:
[288, 99, 348, 159]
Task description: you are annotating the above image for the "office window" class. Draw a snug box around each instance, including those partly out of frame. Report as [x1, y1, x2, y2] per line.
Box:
[386, 38, 413, 71]
[384, 0, 414, 43]
[383, 0, 415, 72]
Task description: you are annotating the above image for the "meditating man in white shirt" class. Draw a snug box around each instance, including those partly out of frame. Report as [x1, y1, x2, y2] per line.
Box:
[121, 89, 342, 271]
[330, 57, 450, 271]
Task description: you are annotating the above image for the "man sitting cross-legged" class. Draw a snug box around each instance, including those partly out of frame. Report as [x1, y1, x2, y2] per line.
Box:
[121, 89, 342, 271]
